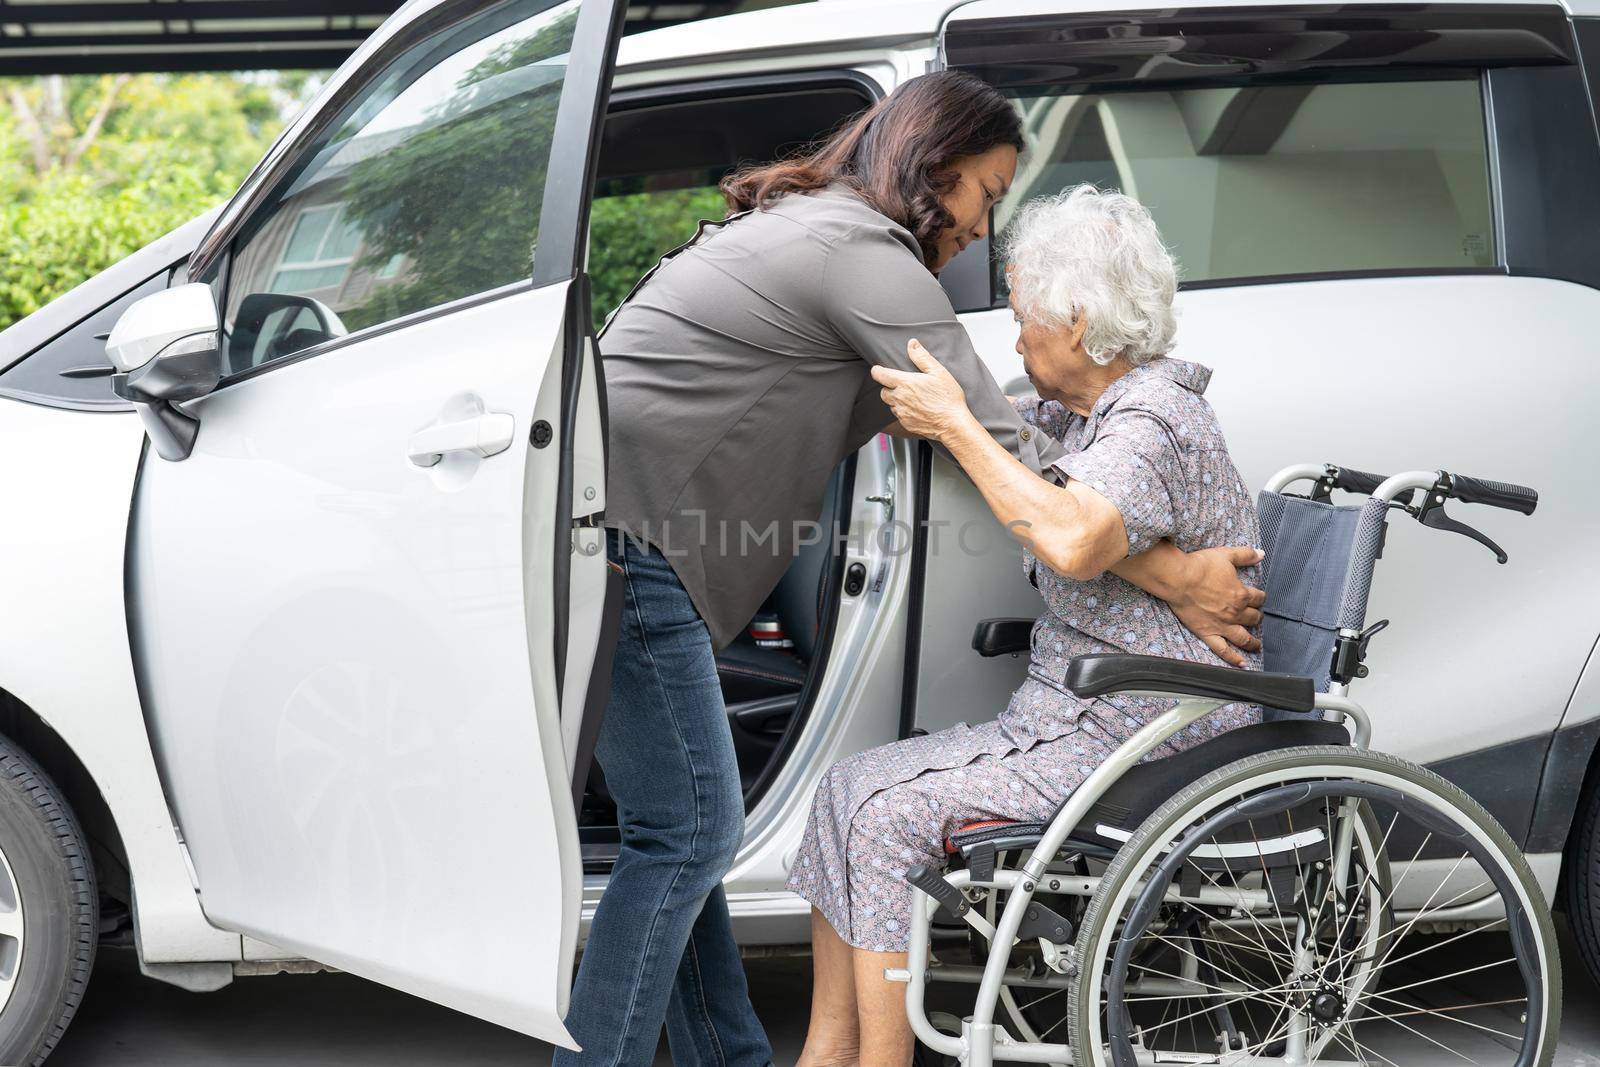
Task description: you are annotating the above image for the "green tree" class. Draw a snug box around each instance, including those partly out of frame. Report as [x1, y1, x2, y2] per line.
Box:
[0, 71, 320, 330]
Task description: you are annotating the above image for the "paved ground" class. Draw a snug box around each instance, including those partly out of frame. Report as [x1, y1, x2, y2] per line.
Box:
[45, 922, 1600, 1065]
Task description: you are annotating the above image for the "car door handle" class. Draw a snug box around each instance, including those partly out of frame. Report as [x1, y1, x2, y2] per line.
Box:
[407, 412, 516, 467]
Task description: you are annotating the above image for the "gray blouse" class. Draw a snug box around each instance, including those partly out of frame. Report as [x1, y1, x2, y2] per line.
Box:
[600, 183, 1063, 649]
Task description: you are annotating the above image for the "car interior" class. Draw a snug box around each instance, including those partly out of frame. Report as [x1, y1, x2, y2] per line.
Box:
[577, 77, 877, 862]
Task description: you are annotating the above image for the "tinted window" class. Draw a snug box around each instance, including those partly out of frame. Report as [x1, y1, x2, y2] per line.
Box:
[996, 78, 1495, 291]
[222, 0, 579, 376]
[589, 85, 873, 328]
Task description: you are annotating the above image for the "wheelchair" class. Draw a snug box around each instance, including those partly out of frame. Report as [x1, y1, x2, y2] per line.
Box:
[898, 463, 1557, 1066]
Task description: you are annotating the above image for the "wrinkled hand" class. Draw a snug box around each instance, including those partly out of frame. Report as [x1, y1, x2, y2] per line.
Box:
[1169, 546, 1267, 667]
[870, 339, 972, 444]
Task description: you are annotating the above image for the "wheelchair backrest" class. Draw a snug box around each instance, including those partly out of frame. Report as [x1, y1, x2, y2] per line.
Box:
[1256, 490, 1390, 703]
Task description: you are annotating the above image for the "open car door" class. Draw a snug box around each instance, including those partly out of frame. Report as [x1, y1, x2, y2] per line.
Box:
[121, 0, 624, 1048]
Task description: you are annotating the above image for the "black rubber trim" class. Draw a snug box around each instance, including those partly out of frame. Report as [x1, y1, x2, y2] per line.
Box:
[606, 68, 882, 112]
[552, 275, 594, 700]
[533, 0, 629, 287]
[570, 561, 622, 811]
[972, 617, 1033, 658]
[1529, 714, 1600, 853]
[1066, 654, 1317, 712]
[743, 454, 857, 810]
[898, 441, 935, 739]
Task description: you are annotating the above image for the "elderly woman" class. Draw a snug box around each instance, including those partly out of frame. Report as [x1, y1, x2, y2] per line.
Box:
[788, 184, 1265, 1066]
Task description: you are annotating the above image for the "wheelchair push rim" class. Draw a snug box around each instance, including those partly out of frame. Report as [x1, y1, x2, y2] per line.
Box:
[1070, 750, 1560, 1067]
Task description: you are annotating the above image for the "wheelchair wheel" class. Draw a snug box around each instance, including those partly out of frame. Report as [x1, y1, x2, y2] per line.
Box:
[1069, 745, 1560, 1066]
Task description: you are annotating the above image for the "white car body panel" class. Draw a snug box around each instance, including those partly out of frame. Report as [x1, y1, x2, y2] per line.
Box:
[0, 404, 241, 964]
[127, 282, 582, 1045]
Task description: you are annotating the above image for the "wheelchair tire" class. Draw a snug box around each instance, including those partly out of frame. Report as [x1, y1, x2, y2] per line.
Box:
[1069, 745, 1560, 1067]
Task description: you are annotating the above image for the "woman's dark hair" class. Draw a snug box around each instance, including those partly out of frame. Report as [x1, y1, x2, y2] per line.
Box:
[721, 71, 1024, 265]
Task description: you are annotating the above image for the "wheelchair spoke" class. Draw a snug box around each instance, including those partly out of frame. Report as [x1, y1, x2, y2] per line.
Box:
[1354, 991, 1528, 1038]
[1129, 978, 1299, 1041]
[1313, 809, 1398, 967]
[1178, 851, 1296, 962]
[1144, 931, 1288, 997]
[1363, 915, 1504, 973]
[1374, 872, 1490, 961]
[1347, 871, 1492, 994]
[1326, 1018, 1406, 1067]
[1344, 1003, 1485, 1065]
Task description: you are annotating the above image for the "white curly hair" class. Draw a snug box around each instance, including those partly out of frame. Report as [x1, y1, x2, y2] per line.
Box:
[1000, 184, 1179, 367]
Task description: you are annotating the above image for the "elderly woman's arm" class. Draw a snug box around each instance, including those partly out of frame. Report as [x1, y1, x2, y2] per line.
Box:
[887, 395, 1263, 662]
[875, 340, 1265, 661]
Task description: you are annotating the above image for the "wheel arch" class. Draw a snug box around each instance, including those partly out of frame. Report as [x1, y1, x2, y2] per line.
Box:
[1529, 631, 1600, 888]
[0, 686, 129, 913]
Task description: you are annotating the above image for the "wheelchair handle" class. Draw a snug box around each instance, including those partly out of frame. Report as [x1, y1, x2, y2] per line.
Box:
[1445, 473, 1539, 515]
[1328, 465, 1388, 496]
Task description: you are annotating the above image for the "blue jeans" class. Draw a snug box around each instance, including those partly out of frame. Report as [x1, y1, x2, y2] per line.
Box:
[556, 531, 773, 1067]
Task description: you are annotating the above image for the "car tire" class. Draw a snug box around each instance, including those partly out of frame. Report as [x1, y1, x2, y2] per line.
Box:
[1566, 770, 1600, 990]
[0, 735, 97, 1067]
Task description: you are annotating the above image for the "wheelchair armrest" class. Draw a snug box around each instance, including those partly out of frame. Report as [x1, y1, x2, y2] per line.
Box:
[972, 618, 1033, 657]
[1065, 654, 1317, 713]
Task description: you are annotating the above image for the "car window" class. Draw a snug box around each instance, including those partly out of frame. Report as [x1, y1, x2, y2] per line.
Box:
[588, 83, 874, 330]
[221, 0, 580, 376]
[994, 77, 1495, 293]
[589, 173, 727, 331]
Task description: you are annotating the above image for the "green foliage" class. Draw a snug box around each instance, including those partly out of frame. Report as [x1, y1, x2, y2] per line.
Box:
[0, 72, 316, 330]
[589, 185, 728, 330]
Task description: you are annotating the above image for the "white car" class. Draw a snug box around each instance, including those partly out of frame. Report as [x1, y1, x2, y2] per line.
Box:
[1, 0, 1598, 1061]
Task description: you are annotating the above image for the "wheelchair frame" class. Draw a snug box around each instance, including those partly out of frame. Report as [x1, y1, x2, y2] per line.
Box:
[894, 466, 1492, 1067]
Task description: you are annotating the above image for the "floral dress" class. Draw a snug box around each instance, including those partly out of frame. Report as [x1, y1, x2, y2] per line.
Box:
[786, 357, 1265, 952]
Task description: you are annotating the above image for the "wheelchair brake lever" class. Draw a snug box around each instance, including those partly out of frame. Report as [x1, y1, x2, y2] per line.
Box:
[1418, 497, 1508, 564]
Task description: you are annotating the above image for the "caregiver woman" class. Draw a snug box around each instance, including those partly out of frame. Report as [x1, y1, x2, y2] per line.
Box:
[561, 71, 1265, 1066]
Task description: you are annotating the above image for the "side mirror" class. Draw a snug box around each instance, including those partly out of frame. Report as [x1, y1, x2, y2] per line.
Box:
[231, 292, 347, 368]
[106, 283, 222, 461]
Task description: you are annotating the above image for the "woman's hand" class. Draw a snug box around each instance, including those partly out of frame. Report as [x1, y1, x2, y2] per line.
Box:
[1167, 546, 1267, 666]
[870, 339, 974, 444]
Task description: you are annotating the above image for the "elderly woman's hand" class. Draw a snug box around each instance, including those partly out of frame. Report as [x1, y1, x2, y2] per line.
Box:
[871, 339, 974, 443]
